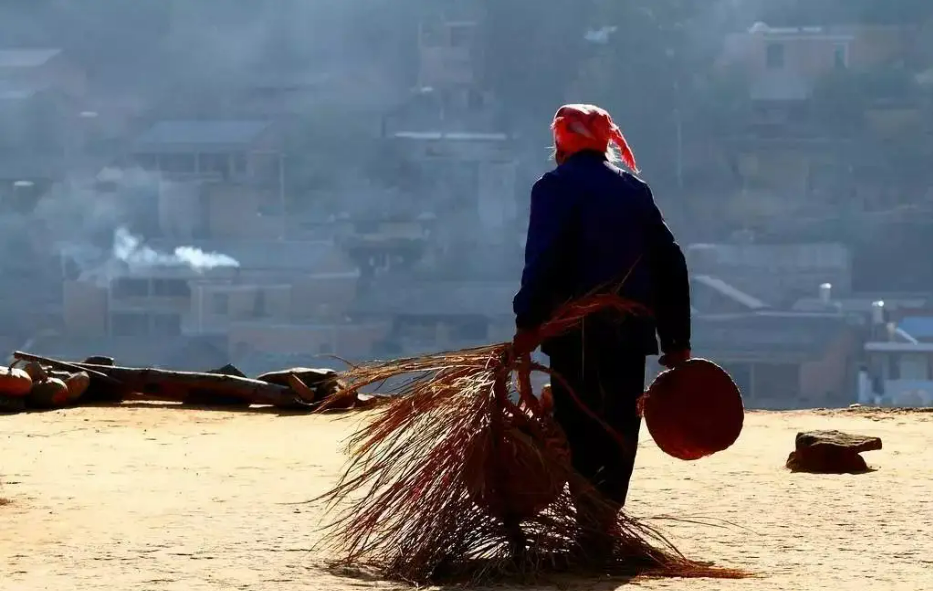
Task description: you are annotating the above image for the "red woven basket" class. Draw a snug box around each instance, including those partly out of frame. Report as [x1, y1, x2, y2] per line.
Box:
[464, 414, 570, 522]
[639, 358, 744, 461]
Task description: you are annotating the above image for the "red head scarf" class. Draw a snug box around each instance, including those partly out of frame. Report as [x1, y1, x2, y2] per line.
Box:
[551, 103, 639, 172]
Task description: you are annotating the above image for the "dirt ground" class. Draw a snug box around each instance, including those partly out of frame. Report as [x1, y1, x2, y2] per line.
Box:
[2, 404, 931, 591]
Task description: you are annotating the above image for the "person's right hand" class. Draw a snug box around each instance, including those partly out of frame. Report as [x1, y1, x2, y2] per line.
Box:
[659, 348, 691, 369]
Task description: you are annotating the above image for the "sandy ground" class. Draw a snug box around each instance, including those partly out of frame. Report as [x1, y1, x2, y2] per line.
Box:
[1, 404, 931, 591]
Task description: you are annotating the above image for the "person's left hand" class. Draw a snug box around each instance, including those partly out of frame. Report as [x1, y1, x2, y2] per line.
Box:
[511, 329, 539, 357]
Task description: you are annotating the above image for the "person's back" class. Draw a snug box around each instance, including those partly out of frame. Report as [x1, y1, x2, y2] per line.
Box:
[556, 150, 678, 324]
[514, 148, 690, 356]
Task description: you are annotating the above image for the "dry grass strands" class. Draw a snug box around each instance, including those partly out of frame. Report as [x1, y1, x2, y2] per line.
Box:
[314, 295, 749, 585]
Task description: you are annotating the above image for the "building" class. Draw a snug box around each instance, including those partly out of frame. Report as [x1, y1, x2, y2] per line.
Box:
[861, 304, 933, 406]
[125, 119, 285, 240]
[687, 242, 853, 304]
[0, 49, 97, 191]
[711, 22, 932, 234]
[719, 23, 918, 102]
[59, 238, 369, 370]
[863, 339, 933, 407]
[351, 278, 517, 357]
[690, 311, 861, 410]
[649, 273, 861, 410]
[378, 3, 518, 251]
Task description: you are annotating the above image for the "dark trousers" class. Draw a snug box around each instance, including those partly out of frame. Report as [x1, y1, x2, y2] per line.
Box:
[546, 326, 646, 513]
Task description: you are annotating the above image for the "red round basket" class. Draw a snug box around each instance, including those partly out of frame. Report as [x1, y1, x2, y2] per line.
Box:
[640, 358, 744, 461]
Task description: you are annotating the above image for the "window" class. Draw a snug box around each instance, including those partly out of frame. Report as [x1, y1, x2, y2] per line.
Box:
[420, 22, 445, 47]
[766, 42, 785, 69]
[112, 278, 149, 298]
[467, 89, 485, 111]
[833, 44, 848, 69]
[232, 153, 248, 174]
[160, 154, 196, 174]
[135, 154, 158, 171]
[898, 354, 930, 381]
[200, 153, 230, 177]
[152, 313, 182, 336]
[62, 258, 80, 281]
[252, 290, 268, 317]
[152, 279, 191, 297]
[448, 24, 474, 49]
[111, 312, 149, 337]
[212, 292, 229, 315]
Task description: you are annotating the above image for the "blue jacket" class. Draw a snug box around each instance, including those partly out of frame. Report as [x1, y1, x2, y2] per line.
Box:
[513, 150, 691, 355]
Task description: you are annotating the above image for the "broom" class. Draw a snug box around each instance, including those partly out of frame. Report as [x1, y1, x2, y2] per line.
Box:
[313, 294, 748, 584]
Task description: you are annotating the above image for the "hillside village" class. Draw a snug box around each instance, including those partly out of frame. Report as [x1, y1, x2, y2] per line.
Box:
[0, 1, 932, 409]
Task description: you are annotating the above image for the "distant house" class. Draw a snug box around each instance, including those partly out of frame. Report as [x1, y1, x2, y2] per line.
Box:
[712, 23, 927, 226]
[351, 278, 517, 356]
[690, 311, 860, 410]
[124, 119, 286, 240]
[858, 302, 933, 406]
[863, 336, 933, 407]
[61, 239, 361, 347]
[382, 101, 518, 244]
[719, 24, 917, 102]
[377, 5, 518, 245]
[687, 242, 853, 304]
[0, 49, 94, 189]
[129, 119, 279, 180]
[648, 272, 858, 409]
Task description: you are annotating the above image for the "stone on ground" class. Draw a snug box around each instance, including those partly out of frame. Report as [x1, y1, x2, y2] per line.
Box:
[786, 430, 882, 474]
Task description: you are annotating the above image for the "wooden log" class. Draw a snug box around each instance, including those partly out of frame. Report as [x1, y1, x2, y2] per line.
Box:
[287, 374, 317, 403]
[13, 352, 120, 386]
[15, 352, 129, 403]
[12, 352, 302, 408]
[77, 364, 300, 407]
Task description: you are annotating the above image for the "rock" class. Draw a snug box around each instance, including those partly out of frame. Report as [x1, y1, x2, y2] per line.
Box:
[786, 430, 882, 474]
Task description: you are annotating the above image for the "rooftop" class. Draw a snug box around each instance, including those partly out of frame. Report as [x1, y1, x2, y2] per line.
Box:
[898, 316, 933, 341]
[0, 48, 61, 68]
[0, 80, 46, 101]
[145, 239, 357, 275]
[133, 120, 273, 149]
[692, 274, 769, 310]
[693, 311, 854, 359]
[353, 280, 517, 317]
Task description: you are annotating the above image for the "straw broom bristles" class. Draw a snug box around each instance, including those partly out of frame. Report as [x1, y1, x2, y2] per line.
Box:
[313, 294, 748, 584]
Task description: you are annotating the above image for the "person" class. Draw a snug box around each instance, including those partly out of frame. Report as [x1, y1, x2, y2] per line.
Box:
[511, 103, 692, 556]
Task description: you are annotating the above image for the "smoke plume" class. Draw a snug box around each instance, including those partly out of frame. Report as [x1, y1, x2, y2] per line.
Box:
[112, 227, 240, 272]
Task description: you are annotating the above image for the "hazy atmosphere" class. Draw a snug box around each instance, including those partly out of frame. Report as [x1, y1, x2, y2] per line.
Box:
[3, 3, 933, 591]
[2, 0, 933, 406]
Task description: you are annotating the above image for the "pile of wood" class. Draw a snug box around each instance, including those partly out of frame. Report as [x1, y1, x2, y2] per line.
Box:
[0, 351, 379, 414]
